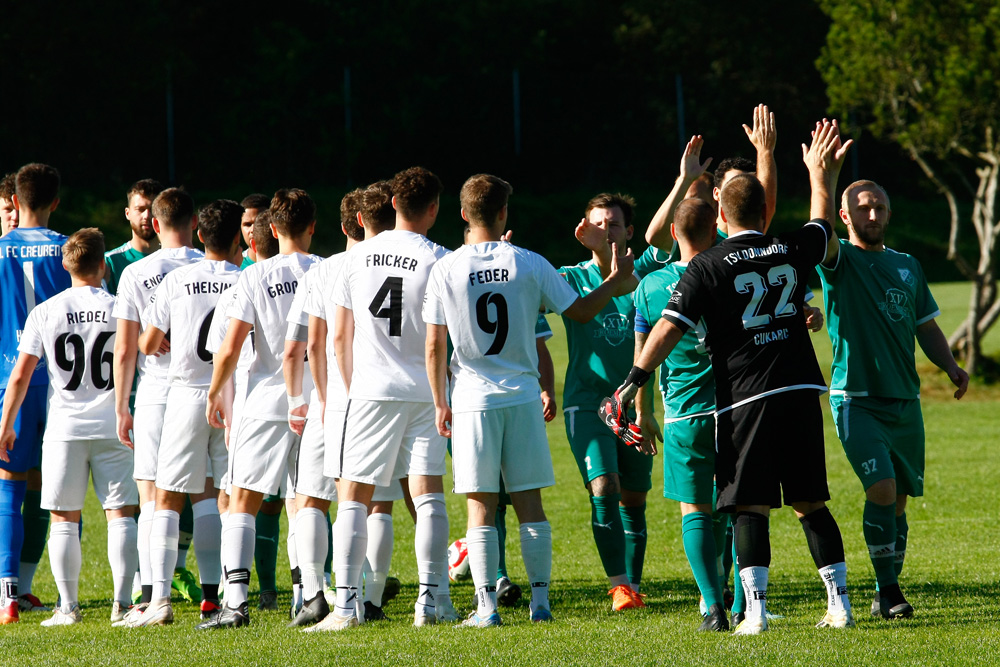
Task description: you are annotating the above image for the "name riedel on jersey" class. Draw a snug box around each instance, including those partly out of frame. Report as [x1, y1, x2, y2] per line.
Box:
[65, 310, 109, 325]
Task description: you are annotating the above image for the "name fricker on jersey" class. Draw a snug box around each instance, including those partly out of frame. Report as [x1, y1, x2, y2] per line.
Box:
[366, 253, 419, 271]
[3, 244, 61, 258]
[183, 280, 234, 296]
[468, 268, 510, 286]
[721, 242, 789, 266]
[65, 310, 110, 325]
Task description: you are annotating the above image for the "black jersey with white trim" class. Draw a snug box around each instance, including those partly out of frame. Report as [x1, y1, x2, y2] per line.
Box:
[662, 218, 832, 412]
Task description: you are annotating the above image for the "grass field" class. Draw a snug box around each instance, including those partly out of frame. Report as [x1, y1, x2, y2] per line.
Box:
[5, 282, 1000, 665]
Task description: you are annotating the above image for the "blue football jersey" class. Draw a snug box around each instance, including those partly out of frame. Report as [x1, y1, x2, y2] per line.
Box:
[0, 227, 72, 386]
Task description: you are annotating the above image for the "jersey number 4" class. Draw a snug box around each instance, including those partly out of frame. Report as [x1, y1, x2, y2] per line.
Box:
[369, 277, 403, 337]
[734, 264, 798, 330]
[54, 331, 114, 391]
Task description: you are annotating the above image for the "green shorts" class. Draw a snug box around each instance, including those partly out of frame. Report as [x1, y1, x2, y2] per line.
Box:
[830, 395, 924, 497]
[662, 415, 716, 505]
[565, 408, 652, 492]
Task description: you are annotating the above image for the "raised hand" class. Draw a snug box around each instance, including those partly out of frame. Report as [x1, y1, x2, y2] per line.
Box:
[575, 217, 608, 252]
[802, 118, 853, 174]
[744, 103, 777, 153]
[608, 242, 635, 282]
[680, 135, 713, 182]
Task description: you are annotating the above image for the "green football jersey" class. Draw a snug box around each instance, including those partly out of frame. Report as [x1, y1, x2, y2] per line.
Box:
[240, 249, 255, 270]
[634, 245, 671, 275]
[818, 240, 939, 399]
[104, 241, 146, 295]
[633, 262, 715, 419]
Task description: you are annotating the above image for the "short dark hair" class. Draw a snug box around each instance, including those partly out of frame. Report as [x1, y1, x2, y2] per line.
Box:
[241, 193, 271, 212]
[253, 208, 279, 260]
[63, 227, 105, 276]
[841, 179, 891, 212]
[15, 163, 60, 211]
[0, 173, 16, 201]
[361, 181, 396, 233]
[713, 157, 755, 189]
[391, 167, 443, 220]
[585, 192, 636, 226]
[270, 188, 315, 237]
[127, 179, 165, 205]
[460, 174, 512, 227]
[152, 188, 195, 229]
[719, 173, 766, 228]
[340, 188, 365, 242]
[199, 199, 243, 253]
[673, 199, 716, 247]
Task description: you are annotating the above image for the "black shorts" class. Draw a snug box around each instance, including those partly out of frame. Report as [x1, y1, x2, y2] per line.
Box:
[714, 389, 830, 512]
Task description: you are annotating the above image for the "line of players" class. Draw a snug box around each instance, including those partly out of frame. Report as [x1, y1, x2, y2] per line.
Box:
[0, 104, 970, 634]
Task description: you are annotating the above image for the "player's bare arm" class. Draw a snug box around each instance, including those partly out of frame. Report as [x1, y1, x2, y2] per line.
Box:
[207, 317, 252, 428]
[282, 339, 308, 435]
[536, 337, 557, 422]
[307, 314, 328, 415]
[136, 324, 166, 356]
[646, 135, 713, 249]
[744, 104, 778, 228]
[562, 244, 635, 322]
[0, 353, 39, 462]
[425, 322, 451, 437]
[804, 119, 853, 267]
[916, 319, 970, 399]
[112, 318, 140, 447]
[332, 305, 354, 393]
[633, 330, 661, 455]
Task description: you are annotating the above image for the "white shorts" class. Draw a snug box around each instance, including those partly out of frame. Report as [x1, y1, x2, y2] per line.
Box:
[132, 402, 166, 481]
[340, 400, 446, 488]
[230, 417, 299, 496]
[293, 414, 337, 501]
[324, 408, 409, 503]
[452, 401, 554, 494]
[41, 439, 139, 511]
[156, 388, 227, 494]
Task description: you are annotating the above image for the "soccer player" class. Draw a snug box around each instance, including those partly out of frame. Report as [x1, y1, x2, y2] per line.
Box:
[0, 173, 17, 235]
[425, 173, 634, 627]
[134, 200, 245, 625]
[239, 194, 270, 268]
[105, 179, 165, 296]
[0, 228, 139, 626]
[112, 187, 203, 622]
[322, 166, 452, 631]
[557, 192, 662, 610]
[609, 120, 855, 634]
[200, 188, 321, 629]
[633, 198, 729, 631]
[0, 163, 71, 624]
[818, 179, 968, 619]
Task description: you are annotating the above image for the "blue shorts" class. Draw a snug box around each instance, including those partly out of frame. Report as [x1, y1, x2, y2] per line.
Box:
[0, 384, 47, 473]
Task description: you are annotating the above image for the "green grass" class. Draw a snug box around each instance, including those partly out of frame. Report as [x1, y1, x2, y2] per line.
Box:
[6, 282, 1000, 665]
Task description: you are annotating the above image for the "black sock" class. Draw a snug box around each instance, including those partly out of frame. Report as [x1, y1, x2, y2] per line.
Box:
[141, 585, 153, 604]
[202, 583, 219, 602]
[734, 511, 770, 568]
[799, 506, 845, 568]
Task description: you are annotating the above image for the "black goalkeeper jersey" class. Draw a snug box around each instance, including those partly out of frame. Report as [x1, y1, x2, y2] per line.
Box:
[662, 219, 832, 412]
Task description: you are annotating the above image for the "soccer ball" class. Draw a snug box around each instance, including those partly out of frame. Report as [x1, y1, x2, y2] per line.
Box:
[448, 538, 471, 582]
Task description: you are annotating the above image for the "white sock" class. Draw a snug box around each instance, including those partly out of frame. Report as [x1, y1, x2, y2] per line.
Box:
[466, 525, 499, 616]
[107, 517, 138, 605]
[739, 565, 769, 620]
[193, 499, 222, 586]
[48, 522, 81, 608]
[364, 513, 394, 605]
[333, 501, 367, 615]
[819, 562, 851, 614]
[413, 493, 448, 616]
[222, 513, 255, 608]
[18, 562, 38, 595]
[137, 501, 155, 587]
[150, 509, 180, 600]
[520, 521, 552, 613]
[296, 507, 328, 600]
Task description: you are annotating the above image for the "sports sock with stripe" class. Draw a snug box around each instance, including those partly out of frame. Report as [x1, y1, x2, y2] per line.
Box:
[137, 500, 155, 602]
[253, 510, 280, 593]
[800, 506, 851, 614]
[192, 499, 222, 593]
[177, 497, 194, 569]
[863, 500, 897, 589]
[324, 510, 333, 582]
[222, 512, 255, 608]
[0, 479, 27, 594]
[895, 511, 908, 577]
[730, 539, 746, 614]
[48, 521, 81, 610]
[333, 501, 367, 615]
[414, 493, 448, 617]
[466, 525, 499, 616]
[735, 511, 770, 620]
[682, 512, 723, 610]
[620, 502, 647, 590]
[150, 509, 180, 600]
[495, 504, 508, 580]
[589, 493, 627, 585]
[18, 488, 48, 596]
[295, 507, 328, 600]
[365, 512, 394, 605]
[107, 516, 138, 605]
[520, 521, 552, 614]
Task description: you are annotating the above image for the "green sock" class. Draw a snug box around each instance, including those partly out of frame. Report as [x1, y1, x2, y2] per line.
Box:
[19, 489, 49, 565]
[620, 503, 647, 586]
[590, 494, 626, 579]
[255, 511, 281, 592]
[682, 512, 723, 609]
[495, 504, 508, 581]
[730, 540, 746, 613]
[863, 500, 898, 588]
[895, 512, 908, 578]
[324, 511, 333, 578]
[178, 498, 194, 568]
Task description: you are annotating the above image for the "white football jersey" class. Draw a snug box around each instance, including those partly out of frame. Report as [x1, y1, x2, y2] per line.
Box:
[332, 230, 449, 402]
[302, 252, 349, 411]
[112, 246, 204, 404]
[423, 242, 578, 411]
[143, 259, 240, 388]
[227, 252, 321, 420]
[18, 286, 118, 440]
[284, 264, 319, 415]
